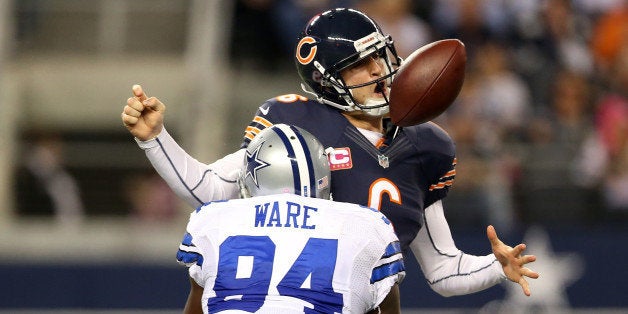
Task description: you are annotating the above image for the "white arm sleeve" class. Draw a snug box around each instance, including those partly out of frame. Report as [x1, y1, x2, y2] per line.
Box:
[135, 127, 242, 208]
[409, 200, 506, 297]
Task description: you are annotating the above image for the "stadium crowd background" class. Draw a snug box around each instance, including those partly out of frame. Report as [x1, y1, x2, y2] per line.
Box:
[7, 0, 627, 229]
[0, 0, 627, 312]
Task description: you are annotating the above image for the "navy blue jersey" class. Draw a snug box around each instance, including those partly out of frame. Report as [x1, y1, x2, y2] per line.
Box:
[241, 94, 456, 250]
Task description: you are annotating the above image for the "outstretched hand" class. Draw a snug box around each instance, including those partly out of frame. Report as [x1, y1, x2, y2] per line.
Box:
[487, 225, 539, 296]
[121, 84, 166, 141]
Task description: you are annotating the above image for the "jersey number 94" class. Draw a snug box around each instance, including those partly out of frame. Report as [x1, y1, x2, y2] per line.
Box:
[210, 235, 344, 313]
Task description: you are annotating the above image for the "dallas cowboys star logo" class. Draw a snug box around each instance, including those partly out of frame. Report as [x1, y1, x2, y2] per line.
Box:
[245, 143, 270, 188]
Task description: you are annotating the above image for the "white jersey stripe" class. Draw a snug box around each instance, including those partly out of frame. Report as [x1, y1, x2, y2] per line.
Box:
[273, 124, 313, 197]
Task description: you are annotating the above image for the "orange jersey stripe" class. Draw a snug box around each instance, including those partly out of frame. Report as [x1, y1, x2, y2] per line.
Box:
[444, 169, 456, 177]
[253, 116, 273, 127]
[429, 179, 454, 191]
[244, 126, 262, 140]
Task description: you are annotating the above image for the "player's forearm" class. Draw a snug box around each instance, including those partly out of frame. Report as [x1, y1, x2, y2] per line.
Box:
[183, 277, 204, 314]
[422, 250, 504, 297]
[410, 200, 506, 297]
[136, 127, 240, 207]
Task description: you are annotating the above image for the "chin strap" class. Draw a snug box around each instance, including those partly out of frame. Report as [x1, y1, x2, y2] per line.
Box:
[360, 97, 390, 117]
[236, 170, 250, 199]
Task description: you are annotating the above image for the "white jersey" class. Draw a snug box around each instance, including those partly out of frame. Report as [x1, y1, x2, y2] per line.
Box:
[177, 193, 405, 314]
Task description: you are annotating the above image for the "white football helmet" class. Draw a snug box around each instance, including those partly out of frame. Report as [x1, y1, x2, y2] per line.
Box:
[239, 124, 331, 199]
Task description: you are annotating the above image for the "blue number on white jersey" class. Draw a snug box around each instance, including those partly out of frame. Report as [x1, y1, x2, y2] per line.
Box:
[209, 235, 343, 313]
[211, 236, 275, 312]
[277, 238, 342, 314]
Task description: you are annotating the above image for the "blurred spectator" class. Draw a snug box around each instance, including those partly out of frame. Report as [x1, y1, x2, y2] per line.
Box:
[430, 0, 514, 58]
[14, 131, 84, 224]
[575, 43, 628, 220]
[473, 42, 532, 229]
[543, 0, 594, 75]
[474, 42, 532, 145]
[519, 69, 596, 225]
[124, 172, 178, 224]
[510, 0, 593, 108]
[590, 1, 628, 76]
[356, 0, 432, 58]
[574, 0, 626, 16]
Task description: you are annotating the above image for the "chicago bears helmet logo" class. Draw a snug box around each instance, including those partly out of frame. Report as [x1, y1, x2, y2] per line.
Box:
[296, 36, 317, 65]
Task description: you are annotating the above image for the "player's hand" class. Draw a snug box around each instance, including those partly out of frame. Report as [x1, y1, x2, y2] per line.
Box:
[487, 225, 539, 296]
[121, 84, 166, 141]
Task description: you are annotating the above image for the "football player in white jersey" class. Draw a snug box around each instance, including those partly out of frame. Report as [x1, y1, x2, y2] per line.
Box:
[176, 124, 405, 314]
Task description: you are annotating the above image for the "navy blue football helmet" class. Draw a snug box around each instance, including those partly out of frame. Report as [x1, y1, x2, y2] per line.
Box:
[295, 8, 402, 117]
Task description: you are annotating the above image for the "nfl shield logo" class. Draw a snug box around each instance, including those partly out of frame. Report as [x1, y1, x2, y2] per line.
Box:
[378, 155, 389, 168]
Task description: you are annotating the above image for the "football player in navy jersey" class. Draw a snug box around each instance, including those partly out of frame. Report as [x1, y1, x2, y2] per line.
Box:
[122, 8, 538, 298]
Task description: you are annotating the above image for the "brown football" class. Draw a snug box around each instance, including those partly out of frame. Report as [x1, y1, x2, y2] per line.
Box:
[389, 39, 466, 126]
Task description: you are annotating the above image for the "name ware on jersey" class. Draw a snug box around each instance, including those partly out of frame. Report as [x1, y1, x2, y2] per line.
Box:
[254, 200, 318, 229]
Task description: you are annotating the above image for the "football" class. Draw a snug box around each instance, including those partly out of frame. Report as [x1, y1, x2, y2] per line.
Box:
[389, 39, 466, 126]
